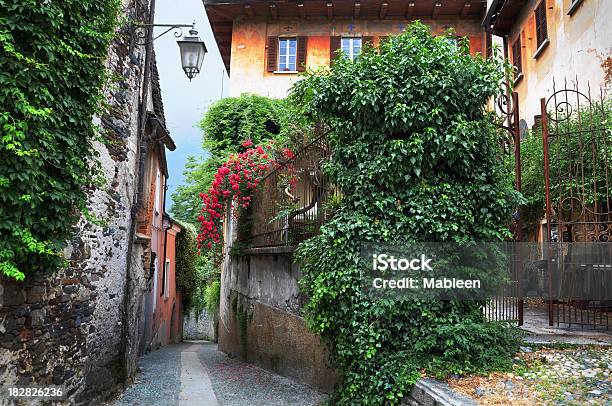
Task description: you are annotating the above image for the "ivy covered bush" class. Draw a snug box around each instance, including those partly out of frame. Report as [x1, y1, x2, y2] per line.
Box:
[175, 222, 221, 313]
[290, 22, 523, 404]
[0, 0, 120, 279]
[172, 94, 300, 224]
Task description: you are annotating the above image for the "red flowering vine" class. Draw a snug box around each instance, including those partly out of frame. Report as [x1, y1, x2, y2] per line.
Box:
[197, 141, 294, 251]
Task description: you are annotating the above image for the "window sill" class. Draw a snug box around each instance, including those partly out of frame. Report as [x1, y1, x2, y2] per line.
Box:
[273, 70, 298, 74]
[568, 0, 583, 15]
[533, 39, 550, 59]
[513, 72, 524, 86]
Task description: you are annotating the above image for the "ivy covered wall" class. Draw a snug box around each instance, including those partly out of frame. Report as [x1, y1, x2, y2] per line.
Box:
[0, 0, 155, 402]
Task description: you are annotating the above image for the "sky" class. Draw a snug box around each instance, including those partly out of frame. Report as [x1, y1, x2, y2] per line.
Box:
[153, 0, 229, 210]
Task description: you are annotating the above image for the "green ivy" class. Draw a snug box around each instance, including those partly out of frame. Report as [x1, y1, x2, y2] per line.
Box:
[175, 222, 221, 313]
[0, 0, 120, 279]
[204, 280, 220, 316]
[290, 22, 523, 404]
[171, 94, 304, 225]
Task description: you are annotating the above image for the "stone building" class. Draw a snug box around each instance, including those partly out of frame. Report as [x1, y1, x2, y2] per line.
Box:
[484, 0, 612, 125]
[0, 0, 182, 403]
[205, 0, 491, 98]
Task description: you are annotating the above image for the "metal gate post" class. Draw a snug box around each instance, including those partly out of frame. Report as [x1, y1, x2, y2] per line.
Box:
[540, 97, 554, 327]
[513, 92, 524, 326]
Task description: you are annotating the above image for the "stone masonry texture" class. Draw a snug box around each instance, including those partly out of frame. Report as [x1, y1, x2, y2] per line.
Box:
[0, 0, 154, 403]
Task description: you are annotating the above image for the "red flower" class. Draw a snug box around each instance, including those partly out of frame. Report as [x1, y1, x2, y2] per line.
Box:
[197, 142, 280, 251]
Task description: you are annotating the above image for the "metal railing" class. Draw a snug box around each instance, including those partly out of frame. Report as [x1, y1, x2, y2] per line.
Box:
[238, 135, 337, 248]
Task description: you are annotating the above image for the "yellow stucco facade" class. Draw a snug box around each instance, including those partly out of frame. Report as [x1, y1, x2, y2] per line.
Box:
[229, 17, 486, 98]
[506, 0, 611, 125]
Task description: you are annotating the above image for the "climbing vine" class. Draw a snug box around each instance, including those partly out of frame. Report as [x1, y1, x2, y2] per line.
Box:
[197, 142, 294, 250]
[290, 22, 523, 404]
[0, 0, 120, 279]
[171, 94, 304, 225]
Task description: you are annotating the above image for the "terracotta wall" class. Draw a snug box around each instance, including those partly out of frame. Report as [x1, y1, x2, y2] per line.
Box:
[229, 17, 485, 97]
[150, 220, 182, 349]
[507, 0, 611, 126]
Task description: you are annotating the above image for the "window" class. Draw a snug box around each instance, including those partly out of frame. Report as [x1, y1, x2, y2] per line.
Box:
[154, 170, 161, 215]
[444, 37, 458, 51]
[535, 1, 548, 48]
[512, 37, 522, 77]
[341, 37, 362, 61]
[278, 38, 297, 71]
[161, 259, 170, 298]
[152, 256, 158, 311]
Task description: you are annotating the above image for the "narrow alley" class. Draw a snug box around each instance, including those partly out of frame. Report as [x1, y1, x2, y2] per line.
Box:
[109, 341, 327, 406]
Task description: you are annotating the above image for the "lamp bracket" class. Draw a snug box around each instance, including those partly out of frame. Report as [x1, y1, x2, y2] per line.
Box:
[128, 21, 196, 64]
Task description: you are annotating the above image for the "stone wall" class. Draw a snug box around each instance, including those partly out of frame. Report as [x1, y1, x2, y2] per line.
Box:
[0, 0, 153, 403]
[183, 309, 216, 341]
[218, 246, 337, 393]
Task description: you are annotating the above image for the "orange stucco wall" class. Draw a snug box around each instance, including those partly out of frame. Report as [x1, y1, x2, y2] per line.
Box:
[229, 17, 486, 98]
[151, 223, 183, 349]
[506, 0, 611, 126]
[138, 147, 183, 350]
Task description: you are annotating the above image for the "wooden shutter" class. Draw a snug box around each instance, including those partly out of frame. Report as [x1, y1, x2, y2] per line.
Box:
[297, 36, 307, 72]
[535, 2, 548, 47]
[330, 36, 341, 65]
[267, 36, 278, 72]
[512, 38, 522, 75]
[363, 36, 373, 46]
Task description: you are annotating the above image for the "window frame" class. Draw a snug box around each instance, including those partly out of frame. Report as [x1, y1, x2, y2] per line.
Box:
[512, 37, 523, 82]
[341, 37, 362, 61]
[161, 259, 170, 299]
[278, 37, 297, 72]
[534, 1, 548, 48]
[567, 0, 584, 15]
[444, 36, 458, 51]
[154, 170, 161, 215]
[152, 256, 158, 311]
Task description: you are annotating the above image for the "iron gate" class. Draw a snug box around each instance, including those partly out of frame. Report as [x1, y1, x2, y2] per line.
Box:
[541, 79, 611, 329]
[485, 85, 525, 325]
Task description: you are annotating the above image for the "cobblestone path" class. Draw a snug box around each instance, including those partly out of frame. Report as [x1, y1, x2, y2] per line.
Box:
[109, 341, 326, 406]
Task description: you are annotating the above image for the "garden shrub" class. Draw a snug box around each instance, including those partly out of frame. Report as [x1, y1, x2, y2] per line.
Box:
[204, 280, 220, 316]
[171, 94, 301, 225]
[0, 0, 120, 279]
[290, 22, 523, 404]
[175, 222, 221, 314]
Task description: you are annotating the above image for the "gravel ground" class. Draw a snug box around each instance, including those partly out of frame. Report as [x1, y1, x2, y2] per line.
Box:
[108, 341, 326, 406]
[196, 341, 327, 406]
[110, 344, 182, 406]
[448, 345, 612, 405]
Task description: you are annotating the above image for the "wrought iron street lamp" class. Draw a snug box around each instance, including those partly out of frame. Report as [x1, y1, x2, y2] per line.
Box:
[177, 26, 207, 81]
[129, 21, 207, 81]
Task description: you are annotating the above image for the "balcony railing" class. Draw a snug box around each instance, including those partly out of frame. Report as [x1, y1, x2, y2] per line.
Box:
[237, 135, 336, 248]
